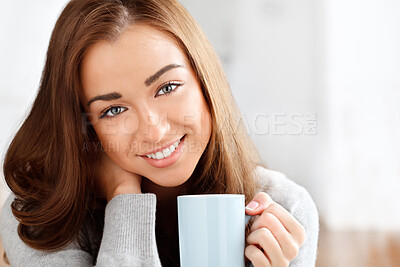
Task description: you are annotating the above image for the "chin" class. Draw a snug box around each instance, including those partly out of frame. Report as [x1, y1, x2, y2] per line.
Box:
[145, 166, 195, 188]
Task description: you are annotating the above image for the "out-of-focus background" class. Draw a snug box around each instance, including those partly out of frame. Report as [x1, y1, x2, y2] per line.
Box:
[1, 0, 399, 266]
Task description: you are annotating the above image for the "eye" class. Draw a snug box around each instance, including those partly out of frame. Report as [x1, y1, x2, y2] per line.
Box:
[100, 106, 127, 119]
[156, 82, 181, 96]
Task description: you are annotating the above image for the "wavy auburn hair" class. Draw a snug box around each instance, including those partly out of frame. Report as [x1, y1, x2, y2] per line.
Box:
[3, 0, 262, 251]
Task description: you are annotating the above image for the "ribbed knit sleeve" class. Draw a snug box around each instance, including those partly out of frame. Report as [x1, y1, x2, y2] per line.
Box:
[0, 193, 162, 267]
[97, 193, 161, 266]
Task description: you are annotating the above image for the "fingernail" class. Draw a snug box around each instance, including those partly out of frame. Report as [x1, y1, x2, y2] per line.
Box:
[245, 201, 259, 211]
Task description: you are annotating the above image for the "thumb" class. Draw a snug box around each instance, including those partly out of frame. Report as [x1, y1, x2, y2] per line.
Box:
[245, 192, 274, 216]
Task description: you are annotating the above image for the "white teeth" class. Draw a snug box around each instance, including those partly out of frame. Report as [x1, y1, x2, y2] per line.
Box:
[145, 138, 182, 159]
[163, 148, 171, 158]
[155, 152, 164, 160]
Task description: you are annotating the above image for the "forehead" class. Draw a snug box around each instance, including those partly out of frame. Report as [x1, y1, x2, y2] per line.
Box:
[84, 23, 185, 65]
[80, 24, 189, 98]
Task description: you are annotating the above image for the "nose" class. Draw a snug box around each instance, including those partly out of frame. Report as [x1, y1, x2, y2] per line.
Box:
[135, 104, 169, 144]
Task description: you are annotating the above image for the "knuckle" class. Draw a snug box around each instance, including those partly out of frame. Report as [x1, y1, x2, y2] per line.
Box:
[245, 245, 269, 267]
[257, 191, 272, 203]
[298, 224, 306, 244]
[260, 211, 273, 221]
[292, 221, 306, 245]
[266, 211, 277, 221]
[286, 242, 299, 260]
[245, 245, 256, 259]
[255, 215, 268, 229]
[259, 227, 272, 239]
[246, 231, 255, 243]
[268, 201, 279, 210]
[259, 212, 278, 228]
[281, 259, 290, 267]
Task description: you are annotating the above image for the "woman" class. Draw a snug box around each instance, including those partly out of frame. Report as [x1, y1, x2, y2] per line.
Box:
[0, 0, 318, 266]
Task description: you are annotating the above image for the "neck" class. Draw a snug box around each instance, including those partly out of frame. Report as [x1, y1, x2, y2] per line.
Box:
[141, 177, 191, 208]
[141, 177, 185, 265]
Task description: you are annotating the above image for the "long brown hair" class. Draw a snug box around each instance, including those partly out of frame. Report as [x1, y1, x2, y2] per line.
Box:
[3, 0, 262, 251]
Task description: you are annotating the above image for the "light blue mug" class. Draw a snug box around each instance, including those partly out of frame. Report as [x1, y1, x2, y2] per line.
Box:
[177, 194, 252, 267]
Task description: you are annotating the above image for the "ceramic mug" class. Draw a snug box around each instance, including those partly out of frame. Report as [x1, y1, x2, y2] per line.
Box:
[177, 194, 252, 267]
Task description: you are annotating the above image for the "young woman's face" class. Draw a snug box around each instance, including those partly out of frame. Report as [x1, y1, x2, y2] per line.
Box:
[80, 24, 212, 187]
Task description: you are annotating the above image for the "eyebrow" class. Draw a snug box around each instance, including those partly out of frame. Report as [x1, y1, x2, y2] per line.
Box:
[87, 92, 122, 107]
[144, 64, 183, 86]
[86, 64, 182, 107]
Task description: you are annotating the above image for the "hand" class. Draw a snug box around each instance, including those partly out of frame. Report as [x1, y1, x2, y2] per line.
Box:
[95, 152, 142, 202]
[244, 192, 306, 267]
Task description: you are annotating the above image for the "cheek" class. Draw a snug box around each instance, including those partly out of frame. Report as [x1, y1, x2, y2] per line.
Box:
[183, 94, 212, 150]
[94, 114, 139, 136]
[197, 101, 212, 150]
[92, 113, 140, 142]
[173, 87, 211, 132]
[200, 105, 212, 138]
[92, 123, 134, 154]
[192, 92, 212, 136]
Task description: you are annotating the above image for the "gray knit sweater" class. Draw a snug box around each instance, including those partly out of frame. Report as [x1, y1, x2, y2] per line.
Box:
[0, 167, 319, 266]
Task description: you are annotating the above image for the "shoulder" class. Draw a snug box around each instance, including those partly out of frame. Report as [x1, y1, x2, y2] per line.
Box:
[253, 166, 317, 217]
[0, 194, 29, 265]
[0, 194, 45, 265]
[0, 194, 92, 266]
[0, 193, 17, 238]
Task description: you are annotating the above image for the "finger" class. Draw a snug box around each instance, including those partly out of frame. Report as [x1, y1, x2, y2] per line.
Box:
[259, 202, 306, 245]
[245, 244, 271, 267]
[245, 192, 274, 216]
[252, 212, 300, 261]
[247, 227, 287, 266]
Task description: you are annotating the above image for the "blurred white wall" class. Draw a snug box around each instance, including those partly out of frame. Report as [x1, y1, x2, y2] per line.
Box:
[1, 0, 399, 231]
[322, 0, 400, 230]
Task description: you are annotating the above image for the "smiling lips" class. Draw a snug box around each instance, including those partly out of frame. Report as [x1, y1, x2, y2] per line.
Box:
[145, 138, 181, 159]
[140, 135, 186, 168]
